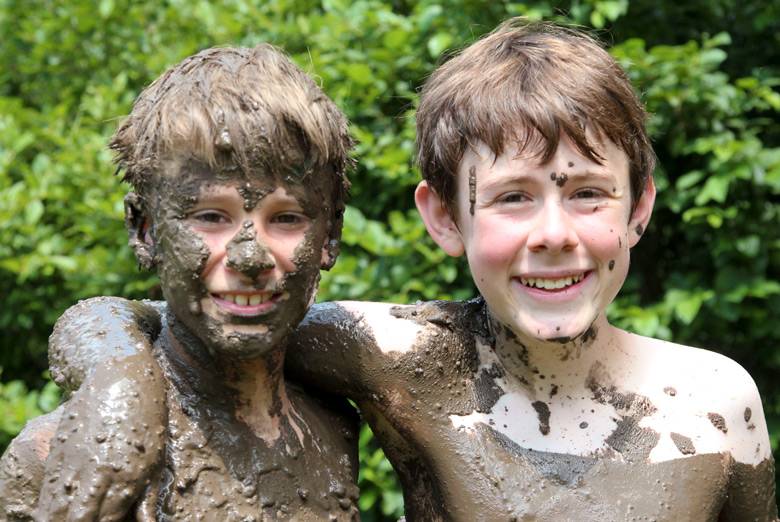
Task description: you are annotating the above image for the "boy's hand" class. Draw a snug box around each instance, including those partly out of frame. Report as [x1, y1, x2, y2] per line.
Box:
[35, 297, 166, 521]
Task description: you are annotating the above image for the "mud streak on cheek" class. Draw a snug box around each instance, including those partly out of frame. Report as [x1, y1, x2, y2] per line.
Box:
[469, 165, 477, 216]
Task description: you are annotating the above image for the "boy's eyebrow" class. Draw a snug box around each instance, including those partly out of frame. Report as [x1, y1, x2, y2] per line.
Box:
[479, 169, 618, 190]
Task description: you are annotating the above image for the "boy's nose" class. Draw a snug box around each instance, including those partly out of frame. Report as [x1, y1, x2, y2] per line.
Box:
[226, 221, 275, 279]
[527, 200, 579, 253]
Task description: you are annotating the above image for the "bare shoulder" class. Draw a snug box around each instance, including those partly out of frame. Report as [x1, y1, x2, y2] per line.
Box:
[335, 298, 483, 355]
[49, 296, 163, 395]
[619, 330, 771, 465]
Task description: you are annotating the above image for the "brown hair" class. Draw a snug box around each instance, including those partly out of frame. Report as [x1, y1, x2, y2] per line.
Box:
[415, 19, 655, 217]
[110, 44, 352, 217]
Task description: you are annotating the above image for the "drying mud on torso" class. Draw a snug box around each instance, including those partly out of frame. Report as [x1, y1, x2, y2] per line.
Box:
[290, 298, 777, 522]
[139, 314, 360, 522]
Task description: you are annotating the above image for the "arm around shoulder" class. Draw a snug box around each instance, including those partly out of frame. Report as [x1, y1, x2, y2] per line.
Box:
[35, 296, 168, 521]
[286, 301, 418, 398]
[48, 296, 164, 396]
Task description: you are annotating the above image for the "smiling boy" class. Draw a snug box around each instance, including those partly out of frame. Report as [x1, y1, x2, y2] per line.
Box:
[0, 45, 361, 521]
[14, 20, 778, 522]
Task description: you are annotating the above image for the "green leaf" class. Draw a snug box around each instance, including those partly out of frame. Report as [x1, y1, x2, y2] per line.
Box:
[427, 32, 453, 58]
[694, 175, 730, 205]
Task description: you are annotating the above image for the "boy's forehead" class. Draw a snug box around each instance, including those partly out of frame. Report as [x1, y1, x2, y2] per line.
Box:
[152, 156, 331, 217]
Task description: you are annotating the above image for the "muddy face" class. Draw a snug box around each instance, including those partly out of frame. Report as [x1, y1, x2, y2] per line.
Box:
[147, 158, 331, 359]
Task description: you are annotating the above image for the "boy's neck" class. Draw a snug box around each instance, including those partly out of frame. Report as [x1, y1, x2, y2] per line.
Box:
[488, 311, 626, 387]
[163, 311, 302, 444]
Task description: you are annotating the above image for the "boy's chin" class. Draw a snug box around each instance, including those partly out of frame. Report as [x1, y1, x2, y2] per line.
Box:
[206, 328, 282, 360]
[503, 312, 599, 346]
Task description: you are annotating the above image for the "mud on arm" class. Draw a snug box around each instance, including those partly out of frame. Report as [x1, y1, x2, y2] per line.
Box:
[285, 301, 395, 400]
[36, 296, 167, 521]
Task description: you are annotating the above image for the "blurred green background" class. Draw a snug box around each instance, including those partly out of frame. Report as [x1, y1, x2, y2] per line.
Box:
[1, 0, 779, 519]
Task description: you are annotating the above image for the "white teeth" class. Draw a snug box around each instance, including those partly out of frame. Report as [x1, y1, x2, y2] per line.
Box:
[520, 274, 584, 289]
[219, 293, 271, 305]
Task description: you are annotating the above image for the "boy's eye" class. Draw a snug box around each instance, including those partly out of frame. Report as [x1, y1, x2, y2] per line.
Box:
[272, 212, 308, 226]
[498, 192, 528, 203]
[191, 210, 229, 225]
[573, 189, 602, 199]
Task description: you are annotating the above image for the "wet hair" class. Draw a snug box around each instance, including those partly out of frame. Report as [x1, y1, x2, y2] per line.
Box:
[110, 44, 352, 217]
[415, 18, 655, 218]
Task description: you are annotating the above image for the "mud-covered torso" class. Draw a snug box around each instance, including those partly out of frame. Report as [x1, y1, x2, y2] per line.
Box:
[151, 330, 360, 522]
[349, 298, 775, 522]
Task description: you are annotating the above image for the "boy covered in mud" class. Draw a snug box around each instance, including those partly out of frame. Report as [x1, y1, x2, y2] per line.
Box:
[0, 45, 362, 521]
[14, 20, 779, 521]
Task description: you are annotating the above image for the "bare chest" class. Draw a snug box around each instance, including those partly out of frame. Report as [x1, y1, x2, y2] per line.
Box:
[152, 386, 359, 522]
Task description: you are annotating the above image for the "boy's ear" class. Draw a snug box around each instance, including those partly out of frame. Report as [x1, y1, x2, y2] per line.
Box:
[124, 192, 157, 271]
[415, 181, 465, 257]
[320, 211, 344, 271]
[628, 177, 656, 247]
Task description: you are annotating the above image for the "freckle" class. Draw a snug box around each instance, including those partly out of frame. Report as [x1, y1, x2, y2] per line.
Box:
[635, 224, 644, 236]
[608, 260, 615, 271]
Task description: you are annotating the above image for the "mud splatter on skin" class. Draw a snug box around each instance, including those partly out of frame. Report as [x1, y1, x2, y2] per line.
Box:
[608, 260, 615, 271]
[744, 407, 752, 423]
[670, 432, 696, 455]
[549, 171, 568, 187]
[468, 165, 477, 216]
[707, 412, 728, 434]
[143, 158, 332, 361]
[225, 221, 275, 279]
[237, 181, 272, 211]
[148, 317, 360, 521]
[587, 363, 659, 462]
[532, 401, 551, 435]
[664, 386, 677, 397]
[635, 224, 644, 236]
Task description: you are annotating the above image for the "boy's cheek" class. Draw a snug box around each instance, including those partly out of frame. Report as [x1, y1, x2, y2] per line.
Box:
[155, 218, 211, 281]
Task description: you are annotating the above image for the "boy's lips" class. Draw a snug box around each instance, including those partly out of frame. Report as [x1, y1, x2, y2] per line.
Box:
[210, 291, 289, 315]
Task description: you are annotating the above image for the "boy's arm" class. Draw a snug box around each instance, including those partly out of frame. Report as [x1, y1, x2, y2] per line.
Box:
[36, 297, 167, 522]
[285, 301, 423, 398]
[718, 372, 779, 521]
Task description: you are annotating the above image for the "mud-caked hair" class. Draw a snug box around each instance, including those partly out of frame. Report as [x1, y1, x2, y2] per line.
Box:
[415, 19, 655, 217]
[110, 44, 353, 219]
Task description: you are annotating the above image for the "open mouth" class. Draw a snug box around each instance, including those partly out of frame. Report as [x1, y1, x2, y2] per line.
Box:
[211, 291, 289, 315]
[518, 273, 587, 291]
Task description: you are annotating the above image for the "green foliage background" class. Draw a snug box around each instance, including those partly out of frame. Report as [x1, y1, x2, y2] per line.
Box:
[1, 0, 778, 519]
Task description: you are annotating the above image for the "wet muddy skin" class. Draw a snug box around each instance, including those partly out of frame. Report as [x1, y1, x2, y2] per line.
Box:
[145, 312, 360, 521]
[0, 298, 361, 522]
[7, 293, 777, 521]
[289, 297, 778, 522]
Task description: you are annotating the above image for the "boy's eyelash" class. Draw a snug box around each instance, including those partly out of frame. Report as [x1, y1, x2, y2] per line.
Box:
[498, 193, 527, 203]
